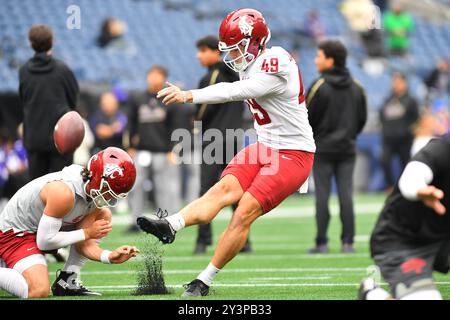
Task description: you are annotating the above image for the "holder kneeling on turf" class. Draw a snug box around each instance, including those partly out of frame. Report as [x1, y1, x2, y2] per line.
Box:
[0, 147, 138, 298]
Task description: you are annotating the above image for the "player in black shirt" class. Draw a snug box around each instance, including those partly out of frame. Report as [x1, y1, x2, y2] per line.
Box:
[193, 36, 250, 254]
[359, 135, 450, 300]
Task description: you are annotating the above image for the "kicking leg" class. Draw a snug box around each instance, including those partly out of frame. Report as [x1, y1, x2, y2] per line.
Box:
[183, 192, 262, 297]
[137, 174, 244, 243]
[178, 174, 244, 226]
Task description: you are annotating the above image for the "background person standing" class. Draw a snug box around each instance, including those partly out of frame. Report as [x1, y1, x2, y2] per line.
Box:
[379, 72, 419, 190]
[307, 40, 367, 254]
[383, 3, 414, 57]
[19, 25, 79, 180]
[127, 65, 184, 232]
[193, 35, 250, 254]
[90, 92, 127, 154]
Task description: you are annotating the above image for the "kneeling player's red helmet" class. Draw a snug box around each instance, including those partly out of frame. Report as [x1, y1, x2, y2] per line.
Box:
[218, 8, 271, 72]
[84, 147, 136, 208]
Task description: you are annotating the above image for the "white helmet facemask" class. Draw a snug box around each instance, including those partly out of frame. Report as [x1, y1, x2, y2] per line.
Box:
[219, 38, 255, 73]
[84, 178, 126, 209]
[219, 27, 271, 73]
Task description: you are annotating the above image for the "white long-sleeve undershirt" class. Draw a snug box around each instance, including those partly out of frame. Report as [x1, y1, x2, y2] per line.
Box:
[36, 214, 86, 251]
[398, 161, 434, 201]
[191, 72, 286, 104]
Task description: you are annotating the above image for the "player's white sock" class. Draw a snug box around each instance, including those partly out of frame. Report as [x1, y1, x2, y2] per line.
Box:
[0, 268, 29, 298]
[197, 263, 220, 286]
[63, 245, 87, 275]
[166, 213, 185, 232]
[366, 287, 391, 300]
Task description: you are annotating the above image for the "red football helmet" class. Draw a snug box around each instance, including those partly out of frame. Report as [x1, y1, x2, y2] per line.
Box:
[218, 8, 271, 72]
[84, 147, 136, 208]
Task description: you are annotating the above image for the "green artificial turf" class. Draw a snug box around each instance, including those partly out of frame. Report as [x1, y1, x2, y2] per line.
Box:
[1, 193, 449, 300]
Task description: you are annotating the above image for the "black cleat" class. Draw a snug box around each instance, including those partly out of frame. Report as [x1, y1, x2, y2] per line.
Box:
[137, 209, 176, 244]
[308, 244, 329, 254]
[51, 270, 101, 296]
[182, 279, 210, 297]
[194, 242, 208, 255]
[342, 243, 356, 253]
[240, 240, 253, 253]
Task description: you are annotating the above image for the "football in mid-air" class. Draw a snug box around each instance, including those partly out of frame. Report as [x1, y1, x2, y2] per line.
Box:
[53, 111, 85, 154]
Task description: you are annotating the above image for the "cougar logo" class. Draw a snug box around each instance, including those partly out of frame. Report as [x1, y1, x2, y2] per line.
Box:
[104, 163, 124, 179]
[238, 16, 253, 36]
[401, 258, 427, 274]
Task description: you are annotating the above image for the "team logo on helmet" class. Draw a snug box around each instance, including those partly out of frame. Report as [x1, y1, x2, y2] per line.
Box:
[103, 163, 124, 179]
[238, 16, 253, 36]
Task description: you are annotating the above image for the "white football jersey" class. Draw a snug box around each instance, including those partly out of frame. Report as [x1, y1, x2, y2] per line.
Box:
[240, 46, 315, 151]
[191, 45, 315, 152]
[0, 165, 95, 233]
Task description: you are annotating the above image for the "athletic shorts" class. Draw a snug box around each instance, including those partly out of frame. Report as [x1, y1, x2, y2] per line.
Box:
[373, 240, 450, 299]
[0, 229, 46, 271]
[220, 142, 314, 213]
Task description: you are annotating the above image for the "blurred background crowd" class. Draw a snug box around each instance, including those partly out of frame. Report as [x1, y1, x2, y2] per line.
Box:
[0, 0, 449, 233]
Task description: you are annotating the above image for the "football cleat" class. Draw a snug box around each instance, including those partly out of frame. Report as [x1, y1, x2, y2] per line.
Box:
[137, 209, 176, 244]
[358, 277, 378, 300]
[51, 270, 101, 296]
[342, 243, 356, 253]
[308, 244, 329, 254]
[194, 242, 208, 255]
[240, 239, 253, 253]
[182, 279, 210, 297]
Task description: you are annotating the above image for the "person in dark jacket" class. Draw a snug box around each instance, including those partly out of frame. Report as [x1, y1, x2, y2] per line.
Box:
[127, 65, 184, 232]
[90, 92, 127, 153]
[307, 40, 367, 254]
[380, 72, 419, 190]
[18, 25, 79, 180]
[425, 58, 449, 99]
[193, 36, 251, 254]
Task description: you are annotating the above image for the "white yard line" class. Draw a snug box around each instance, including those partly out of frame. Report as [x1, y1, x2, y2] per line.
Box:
[112, 203, 382, 225]
[55, 267, 369, 276]
[354, 235, 370, 242]
[87, 283, 373, 291]
[82, 281, 450, 292]
[104, 238, 370, 247]
[248, 276, 332, 280]
[159, 253, 369, 261]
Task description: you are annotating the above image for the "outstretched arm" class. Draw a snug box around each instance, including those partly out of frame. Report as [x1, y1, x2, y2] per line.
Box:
[399, 161, 446, 215]
[75, 240, 139, 264]
[74, 208, 139, 264]
[157, 72, 286, 106]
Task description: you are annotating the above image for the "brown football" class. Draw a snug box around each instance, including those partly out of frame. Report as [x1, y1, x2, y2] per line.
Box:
[53, 111, 85, 154]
